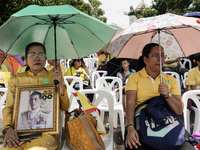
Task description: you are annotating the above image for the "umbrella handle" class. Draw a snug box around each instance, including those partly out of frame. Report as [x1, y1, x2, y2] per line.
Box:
[54, 80, 59, 84]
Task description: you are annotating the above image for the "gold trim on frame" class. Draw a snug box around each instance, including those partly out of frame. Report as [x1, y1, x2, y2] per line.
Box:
[12, 84, 60, 135]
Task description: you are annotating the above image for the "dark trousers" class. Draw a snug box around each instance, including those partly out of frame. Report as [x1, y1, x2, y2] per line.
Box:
[124, 129, 195, 150]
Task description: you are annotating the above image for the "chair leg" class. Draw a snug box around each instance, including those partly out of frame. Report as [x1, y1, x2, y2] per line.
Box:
[118, 111, 125, 140]
[114, 112, 118, 128]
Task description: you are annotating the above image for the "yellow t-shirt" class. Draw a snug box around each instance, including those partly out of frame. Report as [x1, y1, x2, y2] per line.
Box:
[66, 66, 87, 81]
[186, 66, 200, 90]
[3, 69, 69, 128]
[98, 54, 114, 66]
[46, 64, 67, 76]
[125, 68, 180, 108]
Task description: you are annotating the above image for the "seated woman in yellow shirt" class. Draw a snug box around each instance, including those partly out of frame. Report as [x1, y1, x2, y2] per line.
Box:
[98, 51, 114, 71]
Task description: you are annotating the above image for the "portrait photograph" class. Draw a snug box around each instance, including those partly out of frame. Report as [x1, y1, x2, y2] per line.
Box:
[13, 85, 60, 134]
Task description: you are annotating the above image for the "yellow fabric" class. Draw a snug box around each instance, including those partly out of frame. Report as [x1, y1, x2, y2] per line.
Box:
[2, 69, 69, 150]
[163, 57, 178, 68]
[0, 64, 8, 72]
[125, 68, 180, 108]
[1, 134, 59, 150]
[186, 66, 200, 90]
[98, 54, 114, 66]
[0, 72, 10, 83]
[16, 66, 27, 74]
[66, 66, 87, 81]
[46, 64, 67, 76]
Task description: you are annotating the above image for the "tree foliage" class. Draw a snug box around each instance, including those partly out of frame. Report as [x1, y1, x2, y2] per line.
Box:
[0, 0, 106, 25]
[125, 0, 200, 19]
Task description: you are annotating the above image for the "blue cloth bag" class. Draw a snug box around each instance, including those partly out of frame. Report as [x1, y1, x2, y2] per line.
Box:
[136, 96, 185, 150]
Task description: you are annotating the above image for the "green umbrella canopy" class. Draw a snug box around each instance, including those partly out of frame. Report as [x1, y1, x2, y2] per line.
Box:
[0, 5, 116, 60]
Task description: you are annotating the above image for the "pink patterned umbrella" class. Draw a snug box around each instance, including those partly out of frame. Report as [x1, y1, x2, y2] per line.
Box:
[102, 13, 200, 59]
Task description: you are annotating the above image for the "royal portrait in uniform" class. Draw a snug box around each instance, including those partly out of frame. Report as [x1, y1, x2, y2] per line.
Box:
[13, 85, 60, 134]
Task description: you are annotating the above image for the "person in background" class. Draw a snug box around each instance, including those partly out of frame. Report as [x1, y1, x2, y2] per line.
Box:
[186, 53, 200, 90]
[1, 42, 69, 150]
[125, 43, 193, 150]
[66, 58, 94, 102]
[46, 59, 67, 76]
[116, 59, 136, 116]
[98, 51, 114, 71]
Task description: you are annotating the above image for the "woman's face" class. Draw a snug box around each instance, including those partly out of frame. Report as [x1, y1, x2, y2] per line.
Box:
[121, 60, 130, 70]
[74, 60, 81, 67]
[25, 46, 46, 73]
[144, 46, 165, 72]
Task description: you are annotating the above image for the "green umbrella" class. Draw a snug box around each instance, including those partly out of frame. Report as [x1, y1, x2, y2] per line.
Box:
[0, 5, 116, 61]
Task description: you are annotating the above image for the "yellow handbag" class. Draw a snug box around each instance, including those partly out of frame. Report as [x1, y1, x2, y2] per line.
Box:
[65, 109, 105, 150]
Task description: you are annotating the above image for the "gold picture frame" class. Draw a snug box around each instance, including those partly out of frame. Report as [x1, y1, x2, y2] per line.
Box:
[12, 84, 60, 135]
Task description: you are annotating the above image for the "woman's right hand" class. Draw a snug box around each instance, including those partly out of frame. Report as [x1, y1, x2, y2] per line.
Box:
[4, 128, 20, 148]
[125, 126, 141, 149]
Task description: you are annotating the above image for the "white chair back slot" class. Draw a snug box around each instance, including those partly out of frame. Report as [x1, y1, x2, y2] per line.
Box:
[63, 76, 83, 112]
[180, 58, 192, 70]
[66, 59, 72, 69]
[182, 90, 200, 134]
[164, 71, 181, 90]
[83, 58, 99, 74]
[91, 71, 107, 89]
[181, 72, 188, 89]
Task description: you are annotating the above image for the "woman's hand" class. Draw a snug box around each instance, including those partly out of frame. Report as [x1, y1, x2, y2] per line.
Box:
[158, 83, 169, 97]
[4, 128, 20, 148]
[78, 71, 84, 74]
[125, 126, 141, 149]
[54, 70, 65, 96]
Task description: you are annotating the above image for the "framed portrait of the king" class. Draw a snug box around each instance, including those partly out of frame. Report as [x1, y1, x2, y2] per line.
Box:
[13, 85, 60, 135]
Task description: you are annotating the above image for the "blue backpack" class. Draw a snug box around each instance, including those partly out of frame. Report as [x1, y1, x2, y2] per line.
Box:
[135, 96, 185, 150]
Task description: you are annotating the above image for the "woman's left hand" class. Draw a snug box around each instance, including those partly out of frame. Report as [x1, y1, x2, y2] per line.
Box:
[158, 83, 169, 97]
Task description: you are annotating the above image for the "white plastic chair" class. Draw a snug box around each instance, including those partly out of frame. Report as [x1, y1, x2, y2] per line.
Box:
[182, 90, 200, 134]
[180, 58, 192, 70]
[63, 76, 83, 112]
[181, 72, 188, 89]
[0, 88, 7, 120]
[66, 59, 72, 69]
[96, 77, 124, 140]
[91, 71, 107, 89]
[83, 58, 99, 74]
[61, 89, 114, 150]
[164, 71, 181, 90]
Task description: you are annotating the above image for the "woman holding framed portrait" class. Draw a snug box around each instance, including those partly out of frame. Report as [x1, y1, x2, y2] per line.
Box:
[1, 42, 69, 150]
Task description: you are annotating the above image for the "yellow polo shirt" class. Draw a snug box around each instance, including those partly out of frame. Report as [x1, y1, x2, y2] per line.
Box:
[125, 68, 180, 108]
[66, 66, 87, 81]
[98, 54, 114, 66]
[186, 66, 200, 90]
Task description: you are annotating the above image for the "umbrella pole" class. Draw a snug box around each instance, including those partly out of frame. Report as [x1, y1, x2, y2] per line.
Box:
[53, 18, 59, 85]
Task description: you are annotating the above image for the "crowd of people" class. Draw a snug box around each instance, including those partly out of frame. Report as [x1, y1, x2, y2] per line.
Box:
[0, 41, 199, 150]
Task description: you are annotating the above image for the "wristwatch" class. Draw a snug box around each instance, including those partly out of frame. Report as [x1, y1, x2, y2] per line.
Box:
[165, 92, 172, 99]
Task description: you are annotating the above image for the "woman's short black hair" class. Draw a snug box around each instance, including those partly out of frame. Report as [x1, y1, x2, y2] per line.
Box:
[137, 43, 162, 70]
[194, 53, 200, 62]
[25, 42, 46, 58]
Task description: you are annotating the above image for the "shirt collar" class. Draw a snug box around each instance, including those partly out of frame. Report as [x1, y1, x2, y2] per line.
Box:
[27, 69, 47, 76]
[139, 67, 166, 79]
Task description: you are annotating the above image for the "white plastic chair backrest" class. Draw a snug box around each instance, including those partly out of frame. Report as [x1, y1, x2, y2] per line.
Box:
[96, 77, 123, 105]
[0, 88, 7, 119]
[91, 71, 107, 89]
[63, 76, 83, 97]
[66, 59, 72, 69]
[180, 58, 192, 70]
[181, 72, 188, 89]
[83, 58, 99, 74]
[182, 90, 200, 134]
[88, 53, 98, 58]
[78, 89, 114, 140]
[164, 71, 181, 90]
